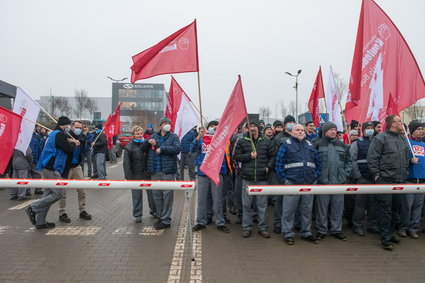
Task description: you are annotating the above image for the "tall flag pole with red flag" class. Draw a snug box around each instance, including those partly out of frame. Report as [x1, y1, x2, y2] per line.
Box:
[345, 0, 425, 123]
[308, 66, 325, 127]
[0, 106, 23, 174]
[130, 20, 204, 125]
[200, 75, 248, 185]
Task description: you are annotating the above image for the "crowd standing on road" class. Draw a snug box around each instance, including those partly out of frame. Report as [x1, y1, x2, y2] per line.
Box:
[2, 112, 424, 251]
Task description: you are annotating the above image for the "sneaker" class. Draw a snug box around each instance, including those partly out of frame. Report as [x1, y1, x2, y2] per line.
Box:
[353, 228, 365, 236]
[259, 230, 271, 239]
[154, 222, 171, 230]
[273, 227, 281, 234]
[407, 231, 419, 239]
[25, 206, 36, 225]
[80, 211, 92, 220]
[382, 240, 393, 250]
[10, 196, 18, 200]
[217, 225, 230, 233]
[398, 230, 407, 237]
[316, 233, 326, 241]
[241, 230, 251, 238]
[284, 237, 294, 245]
[332, 233, 347, 241]
[36, 222, 55, 229]
[135, 217, 142, 223]
[301, 235, 318, 244]
[59, 213, 71, 223]
[390, 236, 401, 244]
[192, 224, 206, 232]
[236, 218, 242, 225]
[149, 211, 158, 219]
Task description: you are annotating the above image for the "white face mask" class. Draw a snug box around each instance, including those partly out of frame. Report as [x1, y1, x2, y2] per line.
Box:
[162, 124, 171, 132]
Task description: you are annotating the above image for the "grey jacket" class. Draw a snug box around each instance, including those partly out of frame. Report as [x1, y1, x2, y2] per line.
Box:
[367, 130, 410, 182]
[315, 137, 351, 184]
[12, 148, 33, 171]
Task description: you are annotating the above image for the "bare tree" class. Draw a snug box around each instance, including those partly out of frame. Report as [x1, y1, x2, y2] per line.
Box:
[258, 106, 267, 120]
[54, 97, 73, 117]
[85, 98, 98, 119]
[279, 101, 287, 120]
[403, 101, 424, 121]
[288, 101, 296, 117]
[74, 89, 89, 119]
[333, 72, 348, 103]
[264, 106, 271, 123]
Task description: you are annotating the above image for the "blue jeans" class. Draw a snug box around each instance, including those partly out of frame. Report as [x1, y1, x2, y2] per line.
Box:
[95, 153, 106, 179]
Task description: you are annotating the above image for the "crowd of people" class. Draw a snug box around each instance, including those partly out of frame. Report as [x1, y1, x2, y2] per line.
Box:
[2, 112, 424, 251]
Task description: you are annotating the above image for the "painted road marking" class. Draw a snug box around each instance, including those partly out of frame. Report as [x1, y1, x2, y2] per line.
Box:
[190, 189, 202, 283]
[45, 226, 102, 236]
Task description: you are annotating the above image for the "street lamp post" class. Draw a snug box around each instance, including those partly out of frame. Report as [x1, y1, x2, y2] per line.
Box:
[106, 76, 128, 83]
[285, 69, 302, 120]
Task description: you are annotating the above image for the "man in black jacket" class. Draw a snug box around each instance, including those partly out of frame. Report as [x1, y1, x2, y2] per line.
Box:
[234, 120, 275, 239]
[58, 120, 92, 223]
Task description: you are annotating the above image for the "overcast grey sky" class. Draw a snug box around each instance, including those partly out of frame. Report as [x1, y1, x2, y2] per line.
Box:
[1, 0, 424, 121]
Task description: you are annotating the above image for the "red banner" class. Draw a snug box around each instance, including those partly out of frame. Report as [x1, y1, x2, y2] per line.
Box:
[104, 103, 121, 140]
[130, 20, 198, 83]
[345, 0, 425, 123]
[0, 107, 23, 174]
[308, 66, 325, 127]
[165, 76, 184, 131]
[200, 75, 247, 185]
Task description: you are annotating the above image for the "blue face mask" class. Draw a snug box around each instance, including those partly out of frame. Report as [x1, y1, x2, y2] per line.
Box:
[65, 126, 71, 133]
[208, 127, 215, 135]
[364, 129, 374, 137]
[133, 138, 144, 143]
[95, 129, 101, 134]
[73, 128, 82, 136]
[286, 123, 295, 131]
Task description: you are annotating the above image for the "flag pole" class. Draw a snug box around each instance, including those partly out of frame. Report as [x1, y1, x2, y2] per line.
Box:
[194, 19, 204, 127]
[21, 116, 53, 132]
[238, 75, 256, 152]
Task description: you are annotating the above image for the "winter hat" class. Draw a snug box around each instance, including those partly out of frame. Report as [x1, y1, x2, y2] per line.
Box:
[350, 119, 359, 129]
[349, 130, 358, 137]
[263, 124, 272, 131]
[284, 115, 296, 126]
[207, 120, 219, 128]
[273, 120, 283, 128]
[159, 116, 171, 126]
[95, 124, 103, 130]
[322, 122, 337, 134]
[409, 120, 423, 134]
[362, 121, 374, 132]
[250, 120, 261, 130]
[57, 116, 71, 126]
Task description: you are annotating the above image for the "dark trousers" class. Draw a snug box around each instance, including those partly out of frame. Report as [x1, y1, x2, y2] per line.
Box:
[376, 177, 401, 241]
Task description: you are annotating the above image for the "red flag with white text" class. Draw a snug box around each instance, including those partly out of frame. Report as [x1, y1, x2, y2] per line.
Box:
[345, 0, 425, 123]
[308, 66, 325, 127]
[104, 104, 121, 149]
[0, 106, 23, 174]
[200, 75, 248, 185]
[130, 20, 198, 83]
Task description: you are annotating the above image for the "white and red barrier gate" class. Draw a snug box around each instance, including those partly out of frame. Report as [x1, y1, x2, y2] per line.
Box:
[0, 179, 195, 191]
[247, 184, 425, 195]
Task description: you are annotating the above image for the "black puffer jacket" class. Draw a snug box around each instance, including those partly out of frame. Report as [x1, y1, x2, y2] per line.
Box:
[234, 134, 275, 182]
[123, 140, 149, 180]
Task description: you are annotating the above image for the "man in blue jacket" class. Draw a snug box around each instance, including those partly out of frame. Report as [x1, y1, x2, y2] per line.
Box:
[147, 117, 181, 230]
[275, 124, 320, 245]
[25, 116, 78, 229]
[191, 121, 230, 233]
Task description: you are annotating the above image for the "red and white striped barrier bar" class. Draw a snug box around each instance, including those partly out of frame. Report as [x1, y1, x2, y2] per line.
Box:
[247, 183, 425, 195]
[0, 179, 195, 191]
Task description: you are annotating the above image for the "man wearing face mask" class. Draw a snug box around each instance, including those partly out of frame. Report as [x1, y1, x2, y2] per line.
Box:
[58, 120, 92, 223]
[25, 116, 79, 229]
[271, 115, 296, 234]
[275, 124, 320, 245]
[234, 120, 275, 238]
[349, 121, 378, 236]
[147, 117, 181, 230]
[92, 124, 107, 180]
[315, 122, 351, 241]
[191, 121, 230, 233]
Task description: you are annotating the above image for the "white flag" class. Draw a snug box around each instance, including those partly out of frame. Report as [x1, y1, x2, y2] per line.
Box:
[326, 66, 344, 131]
[174, 93, 200, 141]
[12, 87, 41, 154]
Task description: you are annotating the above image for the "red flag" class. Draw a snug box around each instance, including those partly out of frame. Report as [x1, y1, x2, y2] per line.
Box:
[200, 75, 248, 185]
[386, 93, 400, 117]
[308, 66, 325, 127]
[0, 106, 23, 174]
[345, 0, 425, 123]
[166, 76, 184, 131]
[104, 103, 121, 147]
[130, 20, 198, 83]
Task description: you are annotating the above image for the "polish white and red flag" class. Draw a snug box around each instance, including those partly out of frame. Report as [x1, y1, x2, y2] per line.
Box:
[308, 66, 325, 127]
[0, 106, 23, 174]
[130, 20, 198, 83]
[200, 75, 248, 185]
[166, 76, 200, 140]
[345, 0, 425, 123]
[12, 87, 41, 154]
[326, 66, 344, 131]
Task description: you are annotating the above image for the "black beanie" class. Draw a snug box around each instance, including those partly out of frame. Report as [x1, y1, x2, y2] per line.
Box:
[273, 120, 283, 128]
[284, 115, 296, 126]
[350, 120, 359, 129]
[362, 121, 373, 133]
[322, 122, 337, 134]
[207, 120, 219, 128]
[95, 124, 103, 130]
[409, 120, 423, 134]
[250, 120, 260, 130]
[57, 116, 71, 126]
